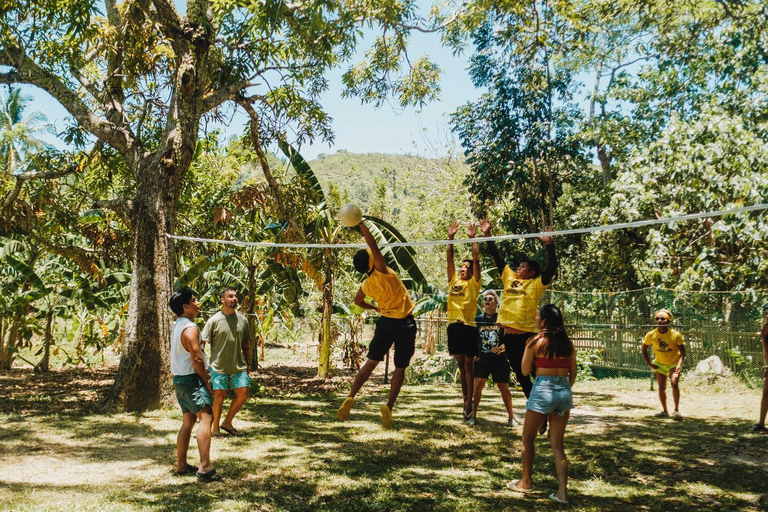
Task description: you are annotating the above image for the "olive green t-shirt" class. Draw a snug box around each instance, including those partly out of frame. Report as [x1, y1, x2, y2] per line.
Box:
[202, 311, 250, 374]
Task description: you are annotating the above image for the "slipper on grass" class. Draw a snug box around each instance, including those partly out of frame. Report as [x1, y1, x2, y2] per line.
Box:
[220, 426, 242, 436]
[172, 464, 198, 476]
[506, 479, 534, 493]
[749, 423, 766, 432]
[197, 469, 223, 482]
[549, 492, 567, 504]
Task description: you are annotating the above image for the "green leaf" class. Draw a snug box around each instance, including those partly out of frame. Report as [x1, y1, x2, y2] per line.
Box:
[364, 215, 428, 290]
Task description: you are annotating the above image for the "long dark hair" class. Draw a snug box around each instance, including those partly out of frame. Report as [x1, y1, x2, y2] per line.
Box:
[535, 304, 574, 359]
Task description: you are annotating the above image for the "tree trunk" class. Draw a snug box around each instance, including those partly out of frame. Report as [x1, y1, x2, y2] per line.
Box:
[103, 161, 179, 411]
[35, 309, 54, 374]
[317, 264, 334, 378]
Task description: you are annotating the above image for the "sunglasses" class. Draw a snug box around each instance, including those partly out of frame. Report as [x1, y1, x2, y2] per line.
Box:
[483, 297, 496, 302]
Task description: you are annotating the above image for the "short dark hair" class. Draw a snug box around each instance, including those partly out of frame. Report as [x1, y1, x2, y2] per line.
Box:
[461, 259, 473, 267]
[353, 249, 370, 274]
[170, 287, 195, 315]
[220, 286, 237, 298]
[520, 258, 541, 278]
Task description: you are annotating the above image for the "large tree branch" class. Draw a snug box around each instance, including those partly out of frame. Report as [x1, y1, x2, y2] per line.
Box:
[0, 44, 135, 161]
[93, 198, 135, 220]
[236, 97, 288, 219]
[149, 0, 183, 38]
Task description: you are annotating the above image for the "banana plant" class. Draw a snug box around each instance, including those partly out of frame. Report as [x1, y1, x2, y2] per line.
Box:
[271, 139, 441, 378]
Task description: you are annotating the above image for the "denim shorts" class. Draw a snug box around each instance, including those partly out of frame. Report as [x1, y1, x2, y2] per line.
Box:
[210, 370, 250, 391]
[526, 376, 573, 417]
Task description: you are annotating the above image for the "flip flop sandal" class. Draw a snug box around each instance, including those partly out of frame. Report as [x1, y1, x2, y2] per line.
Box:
[506, 479, 534, 493]
[197, 469, 223, 482]
[172, 464, 198, 476]
[221, 426, 242, 436]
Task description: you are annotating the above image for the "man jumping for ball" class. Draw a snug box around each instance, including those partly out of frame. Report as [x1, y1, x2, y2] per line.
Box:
[337, 220, 417, 429]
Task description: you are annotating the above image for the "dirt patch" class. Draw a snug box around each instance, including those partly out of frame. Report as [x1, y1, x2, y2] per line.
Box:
[0, 366, 115, 416]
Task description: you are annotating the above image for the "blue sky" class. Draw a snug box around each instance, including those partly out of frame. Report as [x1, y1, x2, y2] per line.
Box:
[17, 4, 478, 161]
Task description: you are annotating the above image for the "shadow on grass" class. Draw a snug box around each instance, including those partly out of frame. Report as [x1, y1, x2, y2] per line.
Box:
[2, 367, 767, 511]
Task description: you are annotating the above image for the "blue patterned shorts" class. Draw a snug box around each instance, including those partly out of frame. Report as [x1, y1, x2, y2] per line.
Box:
[210, 370, 250, 391]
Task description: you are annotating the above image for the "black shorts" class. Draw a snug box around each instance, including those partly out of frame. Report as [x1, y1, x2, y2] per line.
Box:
[447, 322, 479, 357]
[367, 315, 417, 368]
[474, 357, 511, 383]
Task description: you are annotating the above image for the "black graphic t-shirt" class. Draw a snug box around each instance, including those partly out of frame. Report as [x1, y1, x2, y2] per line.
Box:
[475, 313, 504, 360]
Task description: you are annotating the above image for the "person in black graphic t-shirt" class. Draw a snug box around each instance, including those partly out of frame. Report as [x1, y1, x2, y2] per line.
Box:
[468, 289, 519, 427]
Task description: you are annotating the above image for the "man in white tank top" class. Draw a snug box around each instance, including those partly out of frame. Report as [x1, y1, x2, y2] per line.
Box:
[170, 287, 222, 482]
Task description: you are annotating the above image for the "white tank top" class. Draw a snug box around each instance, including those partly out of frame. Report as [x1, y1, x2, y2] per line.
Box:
[171, 317, 208, 376]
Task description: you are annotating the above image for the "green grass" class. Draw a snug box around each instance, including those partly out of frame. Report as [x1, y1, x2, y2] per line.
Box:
[0, 364, 766, 511]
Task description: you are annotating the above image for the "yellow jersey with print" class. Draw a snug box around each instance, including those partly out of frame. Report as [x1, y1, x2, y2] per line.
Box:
[361, 268, 414, 319]
[447, 274, 481, 326]
[643, 328, 684, 366]
[497, 266, 548, 332]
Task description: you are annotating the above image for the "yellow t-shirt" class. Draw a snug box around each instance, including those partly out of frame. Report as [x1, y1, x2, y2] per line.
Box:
[643, 328, 684, 366]
[497, 266, 548, 332]
[447, 274, 481, 326]
[361, 268, 414, 319]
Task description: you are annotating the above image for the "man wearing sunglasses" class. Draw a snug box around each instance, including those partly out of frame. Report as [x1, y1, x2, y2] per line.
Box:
[642, 309, 686, 420]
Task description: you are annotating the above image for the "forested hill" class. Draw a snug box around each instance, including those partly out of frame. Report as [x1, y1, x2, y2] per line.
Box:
[309, 151, 469, 212]
[308, 151, 475, 288]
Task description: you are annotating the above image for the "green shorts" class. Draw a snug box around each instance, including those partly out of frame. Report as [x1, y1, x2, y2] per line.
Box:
[654, 362, 678, 377]
[173, 374, 213, 414]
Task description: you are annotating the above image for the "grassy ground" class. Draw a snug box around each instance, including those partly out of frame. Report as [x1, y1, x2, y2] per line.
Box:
[1, 355, 766, 511]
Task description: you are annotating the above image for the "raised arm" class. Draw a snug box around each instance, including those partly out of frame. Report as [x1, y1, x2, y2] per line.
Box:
[467, 223, 481, 282]
[538, 229, 558, 286]
[359, 221, 387, 273]
[480, 219, 505, 273]
[447, 221, 459, 283]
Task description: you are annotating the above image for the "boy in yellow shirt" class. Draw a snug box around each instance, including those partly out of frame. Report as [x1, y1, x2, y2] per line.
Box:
[337, 221, 416, 428]
[446, 221, 481, 423]
[642, 309, 686, 420]
[480, 220, 557, 400]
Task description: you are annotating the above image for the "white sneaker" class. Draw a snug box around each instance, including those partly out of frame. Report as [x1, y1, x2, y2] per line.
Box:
[466, 416, 477, 426]
[672, 411, 683, 421]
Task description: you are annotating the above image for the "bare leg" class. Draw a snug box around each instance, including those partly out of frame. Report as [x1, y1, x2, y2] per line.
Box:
[670, 377, 681, 413]
[656, 372, 668, 414]
[349, 359, 380, 398]
[175, 412, 197, 472]
[498, 383, 514, 419]
[549, 411, 570, 502]
[472, 378, 486, 417]
[387, 367, 406, 409]
[759, 374, 768, 426]
[221, 387, 249, 430]
[519, 410, 547, 490]
[196, 407, 214, 473]
[212, 390, 227, 435]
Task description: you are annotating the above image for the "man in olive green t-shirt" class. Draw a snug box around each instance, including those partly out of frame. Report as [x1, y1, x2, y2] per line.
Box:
[202, 287, 251, 436]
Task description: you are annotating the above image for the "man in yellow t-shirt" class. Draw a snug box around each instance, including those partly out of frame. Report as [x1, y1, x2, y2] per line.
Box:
[480, 220, 558, 400]
[337, 221, 416, 429]
[642, 309, 686, 420]
[446, 220, 482, 423]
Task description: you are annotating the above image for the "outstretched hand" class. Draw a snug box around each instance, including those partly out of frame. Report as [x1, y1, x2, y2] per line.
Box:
[448, 220, 460, 239]
[479, 219, 492, 236]
[466, 223, 477, 238]
[538, 225, 553, 245]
